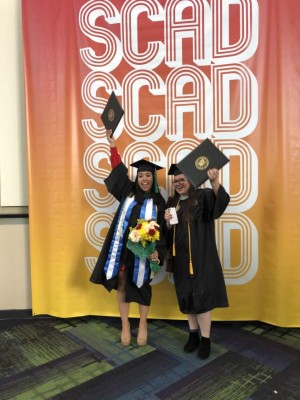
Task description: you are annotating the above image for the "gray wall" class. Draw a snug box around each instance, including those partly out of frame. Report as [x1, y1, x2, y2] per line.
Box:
[0, 219, 31, 310]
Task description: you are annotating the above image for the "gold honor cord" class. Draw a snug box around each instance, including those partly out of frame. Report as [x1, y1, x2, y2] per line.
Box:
[172, 200, 194, 275]
[172, 200, 180, 257]
[172, 224, 176, 257]
[188, 223, 194, 275]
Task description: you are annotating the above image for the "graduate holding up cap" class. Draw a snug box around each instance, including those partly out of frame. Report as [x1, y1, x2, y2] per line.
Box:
[90, 130, 166, 347]
[164, 162, 230, 359]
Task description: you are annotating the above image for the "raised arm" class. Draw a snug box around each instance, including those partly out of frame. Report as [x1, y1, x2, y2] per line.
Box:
[204, 168, 230, 219]
[106, 130, 121, 168]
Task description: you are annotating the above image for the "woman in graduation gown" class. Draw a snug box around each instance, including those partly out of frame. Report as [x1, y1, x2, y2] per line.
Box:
[164, 164, 230, 359]
[90, 131, 166, 347]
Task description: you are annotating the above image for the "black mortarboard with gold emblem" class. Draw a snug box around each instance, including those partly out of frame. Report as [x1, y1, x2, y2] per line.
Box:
[177, 139, 230, 188]
[101, 91, 124, 136]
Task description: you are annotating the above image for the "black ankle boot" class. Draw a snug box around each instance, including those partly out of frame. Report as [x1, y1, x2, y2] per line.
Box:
[197, 337, 211, 359]
[183, 332, 200, 353]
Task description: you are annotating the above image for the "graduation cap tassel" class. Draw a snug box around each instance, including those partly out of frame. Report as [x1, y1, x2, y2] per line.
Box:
[154, 169, 159, 193]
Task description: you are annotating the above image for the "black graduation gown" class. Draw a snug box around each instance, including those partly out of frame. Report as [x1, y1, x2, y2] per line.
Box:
[90, 162, 166, 306]
[166, 186, 230, 314]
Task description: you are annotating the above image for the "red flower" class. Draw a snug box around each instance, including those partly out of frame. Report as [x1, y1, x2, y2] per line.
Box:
[136, 223, 142, 230]
[148, 228, 156, 236]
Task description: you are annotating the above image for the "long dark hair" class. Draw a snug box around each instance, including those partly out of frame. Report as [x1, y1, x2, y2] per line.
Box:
[168, 184, 197, 224]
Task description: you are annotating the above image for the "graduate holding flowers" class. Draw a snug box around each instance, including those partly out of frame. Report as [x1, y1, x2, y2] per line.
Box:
[90, 131, 166, 347]
[127, 218, 161, 277]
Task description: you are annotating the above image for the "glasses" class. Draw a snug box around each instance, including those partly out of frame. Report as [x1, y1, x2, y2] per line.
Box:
[172, 178, 187, 185]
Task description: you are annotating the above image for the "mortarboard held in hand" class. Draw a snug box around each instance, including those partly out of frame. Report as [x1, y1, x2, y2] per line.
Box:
[177, 139, 230, 188]
[101, 91, 124, 137]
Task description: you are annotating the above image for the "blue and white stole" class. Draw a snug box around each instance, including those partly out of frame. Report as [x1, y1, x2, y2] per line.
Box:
[104, 196, 157, 288]
[133, 198, 157, 288]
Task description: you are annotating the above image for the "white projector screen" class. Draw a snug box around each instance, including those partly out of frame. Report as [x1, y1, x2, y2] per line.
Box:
[0, 0, 28, 215]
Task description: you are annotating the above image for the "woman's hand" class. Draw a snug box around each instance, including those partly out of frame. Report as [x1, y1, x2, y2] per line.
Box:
[207, 168, 220, 194]
[149, 250, 160, 264]
[207, 168, 218, 182]
[106, 130, 116, 147]
[164, 208, 172, 221]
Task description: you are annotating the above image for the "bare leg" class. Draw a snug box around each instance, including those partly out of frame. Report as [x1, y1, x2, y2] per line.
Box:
[137, 304, 149, 346]
[117, 270, 131, 346]
[196, 311, 211, 338]
[187, 314, 199, 330]
[197, 311, 211, 359]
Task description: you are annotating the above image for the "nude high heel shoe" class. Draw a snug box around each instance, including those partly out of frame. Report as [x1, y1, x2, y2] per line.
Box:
[121, 322, 131, 346]
[137, 322, 148, 346]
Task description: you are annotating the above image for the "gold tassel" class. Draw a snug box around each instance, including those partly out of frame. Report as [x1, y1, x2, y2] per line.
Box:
[172, 200, 180, 257]
[188, 223, 194, 275]
[172, 225, 176, 256]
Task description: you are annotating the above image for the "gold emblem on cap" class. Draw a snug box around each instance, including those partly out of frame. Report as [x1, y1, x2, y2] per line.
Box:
[195, 156, 209, 170]
[108, 108, 115, 122]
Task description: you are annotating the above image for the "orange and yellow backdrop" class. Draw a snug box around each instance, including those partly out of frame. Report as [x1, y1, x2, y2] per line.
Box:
[22, 0, 300, 327]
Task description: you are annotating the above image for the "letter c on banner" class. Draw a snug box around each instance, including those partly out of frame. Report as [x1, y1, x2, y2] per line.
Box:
[79, 0, 123, 71]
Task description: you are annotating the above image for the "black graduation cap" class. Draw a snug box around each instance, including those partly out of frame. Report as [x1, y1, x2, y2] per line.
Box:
[177, 139, 230, 188]
[130, 159, 163, 172]
[101, 91, 124, 136]
[168, 164, 182, 176]
[130, 159, 163, 193]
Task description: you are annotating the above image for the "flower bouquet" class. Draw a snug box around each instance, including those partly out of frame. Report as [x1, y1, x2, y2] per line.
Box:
[126, 218, 160, 274]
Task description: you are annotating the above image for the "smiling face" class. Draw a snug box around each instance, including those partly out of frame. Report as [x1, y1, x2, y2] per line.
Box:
[137, 171, 154, 192]
[172, 173, 190, 196]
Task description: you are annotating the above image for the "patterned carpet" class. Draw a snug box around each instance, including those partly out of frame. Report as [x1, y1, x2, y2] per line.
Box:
[0, 316, 299, 400]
